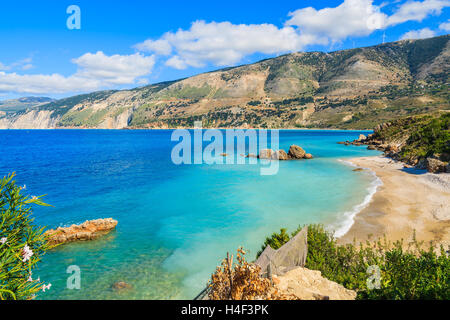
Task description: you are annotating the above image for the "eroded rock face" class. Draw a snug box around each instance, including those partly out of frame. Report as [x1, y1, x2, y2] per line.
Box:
[273, 267, 356, 300]
[45, 218, 118, 245]
[288, 145, 306, 159]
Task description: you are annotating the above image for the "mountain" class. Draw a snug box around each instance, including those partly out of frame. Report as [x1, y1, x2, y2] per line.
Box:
[0, 35, 448, 129]
[0, 97, 54, 114]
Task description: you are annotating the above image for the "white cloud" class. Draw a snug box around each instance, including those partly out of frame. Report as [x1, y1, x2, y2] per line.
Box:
[388, 0, 450, 26]
[0, 57, 34, 71]
[286, 0, 387, 41]
[400, 27, 436, 39]
[165, 56, 188, 70]
[135, 20, 327, 68]
[134, 39, 172, 55]
[0, 52, 155, 94]
[439, 19, 450, 31]
[72, 51, 155, 85]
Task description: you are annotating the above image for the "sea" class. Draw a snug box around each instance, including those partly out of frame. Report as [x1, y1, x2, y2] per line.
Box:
[0, 129, 381, 299]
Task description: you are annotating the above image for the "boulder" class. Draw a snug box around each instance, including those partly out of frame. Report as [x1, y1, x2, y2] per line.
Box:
[367, 145, 376, 150]
[357, 134, 366, 142]
[276, 150, 290, 160]
[288, 145, 306, 159]
[426, 158, 447, 173]
[246, 153, 257, 158]
[304, 153, 313, 159]
[45, 218, 118, 246]
[258, 149, 277, 160]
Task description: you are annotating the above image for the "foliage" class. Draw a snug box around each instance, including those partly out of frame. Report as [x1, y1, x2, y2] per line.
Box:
[257, 224, 450, 300]
[0, 173, 52, 300]
[208, 248, 297, 300]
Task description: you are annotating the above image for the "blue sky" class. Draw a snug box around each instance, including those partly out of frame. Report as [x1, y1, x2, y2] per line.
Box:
[0, 0, 448, 99]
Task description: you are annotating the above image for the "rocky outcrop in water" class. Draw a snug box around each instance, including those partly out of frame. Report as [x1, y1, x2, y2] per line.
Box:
[45, 218, 118, 245]
[256, 145, 313, 160]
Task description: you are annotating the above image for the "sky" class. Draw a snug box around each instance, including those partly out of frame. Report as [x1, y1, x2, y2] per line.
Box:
[0, 0, 448, 99]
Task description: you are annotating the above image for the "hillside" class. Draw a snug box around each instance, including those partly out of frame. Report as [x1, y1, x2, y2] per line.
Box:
[0, 97, 54, 114]
[0, 35, 448, 129]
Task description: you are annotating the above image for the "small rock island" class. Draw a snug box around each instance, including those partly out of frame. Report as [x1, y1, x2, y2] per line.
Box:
[45, 218, 118, 246]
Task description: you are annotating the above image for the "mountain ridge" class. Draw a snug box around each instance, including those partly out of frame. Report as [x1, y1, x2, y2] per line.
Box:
[0, 35, 448, 130]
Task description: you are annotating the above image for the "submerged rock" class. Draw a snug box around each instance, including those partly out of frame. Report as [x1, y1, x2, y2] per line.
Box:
[112, 281, 132, 291]
[45, 218, 118, 246]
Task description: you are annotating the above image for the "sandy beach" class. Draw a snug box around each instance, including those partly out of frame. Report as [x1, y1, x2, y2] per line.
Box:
[339, 156, 450, 248]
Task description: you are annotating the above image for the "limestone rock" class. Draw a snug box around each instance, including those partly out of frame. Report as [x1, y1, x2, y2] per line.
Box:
[274, 267, 356, 300]
[276, 150, 289, 160]
[258, 149, 277, 160]
[45, 218, 118, 245]
[426, 158, 447, 173]
[288, 145, 306, 159]
[304, 153, 313, 159]
[357, 134, 366, 142]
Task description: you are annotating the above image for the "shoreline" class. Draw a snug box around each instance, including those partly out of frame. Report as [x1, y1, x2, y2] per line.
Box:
[338, 156, 450, 247]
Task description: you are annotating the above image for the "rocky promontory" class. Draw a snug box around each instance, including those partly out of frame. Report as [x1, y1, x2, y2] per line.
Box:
[338, 113, 450, 173]
[45, 218, 118, 245]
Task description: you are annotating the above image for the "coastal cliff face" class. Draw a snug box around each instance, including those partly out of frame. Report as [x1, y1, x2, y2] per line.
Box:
[0, 110, 60, 129]
[1, 35, 448, 130]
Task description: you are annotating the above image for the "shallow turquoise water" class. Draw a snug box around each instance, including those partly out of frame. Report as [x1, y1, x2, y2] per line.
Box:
[0, 129, 380, 299]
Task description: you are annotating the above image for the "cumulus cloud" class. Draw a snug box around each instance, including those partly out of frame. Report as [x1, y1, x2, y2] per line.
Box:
[135, 21, 319, 68]
[134, 39, 172, 55]
[286, 0, 387, 41]
[72, 51, 155, 85]
[387, 0, 450, 26]
[440, 19, 450, 31]
[400, 27, 436, 39]
[0, 52, 155, 94]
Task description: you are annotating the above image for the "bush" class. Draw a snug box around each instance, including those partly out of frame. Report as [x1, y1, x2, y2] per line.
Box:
[0, 173, 52, 300]
[257, 224, 450, 299]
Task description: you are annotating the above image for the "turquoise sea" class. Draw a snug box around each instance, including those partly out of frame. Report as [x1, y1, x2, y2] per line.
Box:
[0, 129, 380, 299]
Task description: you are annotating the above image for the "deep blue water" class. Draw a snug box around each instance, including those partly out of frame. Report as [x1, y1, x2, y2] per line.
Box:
[0, 129, 380, 299]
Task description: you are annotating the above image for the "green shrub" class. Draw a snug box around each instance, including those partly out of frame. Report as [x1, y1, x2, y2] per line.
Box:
[257, 224, 450, 299]
[0, 173, 52, 300]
